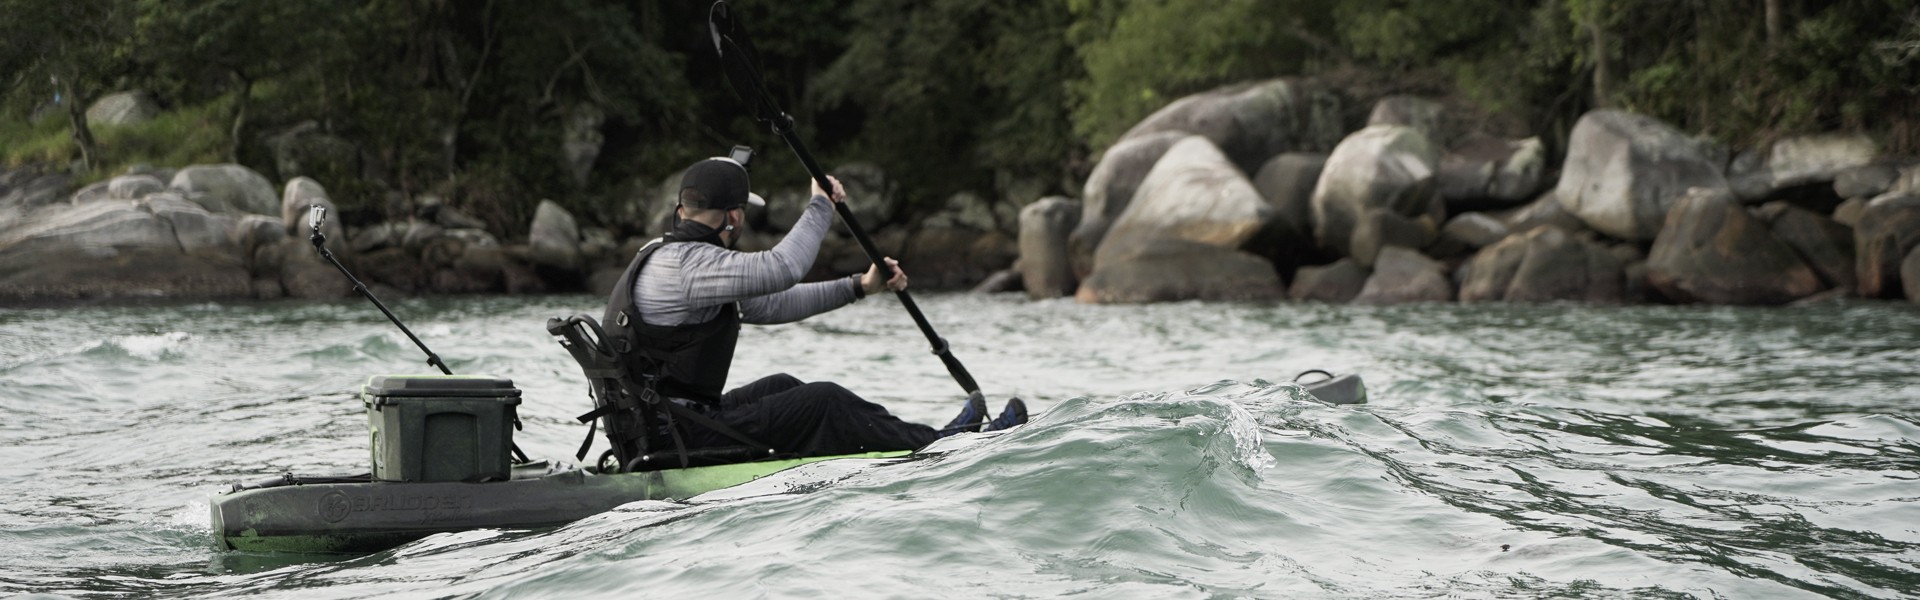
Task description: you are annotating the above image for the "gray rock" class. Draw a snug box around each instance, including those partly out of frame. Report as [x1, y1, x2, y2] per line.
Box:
[1854, 192, 1920, 298]
[1018, 196, 1080, 299]
[529, 199, 584, 280]
[970, 269, 1023, 294]
[1457, 233, 1528, 302]
[1289, 258, 1368, 303]
[108, 174, 166, 200]
[1757, 202, 1856, 291]
[1834, 163, 1901, 200]
[1503, 226, 1623, 303]
[921, 192, 1018, 234]
[1354, 246, 1452, 304]
[1647, 188, 1823, 304]
[1500, 190, 1590, 235]
[1437, 134, 1546, 207]
[71, 181, 111, 205]
[1832, 197, 1868, 227]
[1904, 246, 1920, 303]
[0, 201, 252, 303]
[435, 204, 489, 230]
[1076, 238, 1283, 303]
[230, 214, 285, 265]
[280, 177, 342, 243]
[1366, 96, 1445, 144]
[0, 172, 71, 213]
[833, 162, 901, 230]
[1071, 131, 1185, 278]
[85, 91, 161, 126]
[171, 164, 279, 216]
[898, 227, 1015, 290]
[1348, 208, 1436, 267]
[1555, 110, 1729, 241]
[1251, 152, 1325, 242]
[1311, 125, 1440, 257]
[1084, 136, 1280, 301]
[143, 193, 237, 254]
[1443, 212, 1509, 250]
[1119, 78, 1344, 175]
[1767, 132, 1877, 189]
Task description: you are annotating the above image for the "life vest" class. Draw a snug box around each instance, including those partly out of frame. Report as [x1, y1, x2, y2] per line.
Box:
[600, 235, 741, 406]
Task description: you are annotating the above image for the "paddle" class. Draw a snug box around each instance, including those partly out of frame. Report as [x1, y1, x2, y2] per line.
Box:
[706, 1, 986, 402]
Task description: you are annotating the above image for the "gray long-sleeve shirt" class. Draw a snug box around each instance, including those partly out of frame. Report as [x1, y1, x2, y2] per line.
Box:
[634, 194, 862, 327]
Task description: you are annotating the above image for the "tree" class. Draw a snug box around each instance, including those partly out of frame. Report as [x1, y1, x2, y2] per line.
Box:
[0, 0, 129, 172]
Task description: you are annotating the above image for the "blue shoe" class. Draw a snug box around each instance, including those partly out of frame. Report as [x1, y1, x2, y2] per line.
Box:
[938, 391, 989, 437]
[984, 397, 1027, 432]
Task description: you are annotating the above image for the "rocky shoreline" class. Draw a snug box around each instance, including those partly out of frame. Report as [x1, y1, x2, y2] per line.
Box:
[4, 79, 1918, 308]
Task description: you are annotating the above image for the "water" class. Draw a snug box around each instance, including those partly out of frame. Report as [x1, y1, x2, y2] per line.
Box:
[1, 294, 1917, 598]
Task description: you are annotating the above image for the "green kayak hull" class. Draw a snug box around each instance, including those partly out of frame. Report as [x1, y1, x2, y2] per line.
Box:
[211, 451, 910, 554]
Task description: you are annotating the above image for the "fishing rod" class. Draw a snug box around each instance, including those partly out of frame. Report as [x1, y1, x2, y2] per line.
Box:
[307, 205, 531, 463]
[707, 0, 985, 400]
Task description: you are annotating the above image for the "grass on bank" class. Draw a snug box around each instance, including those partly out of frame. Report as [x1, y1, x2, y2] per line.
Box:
[0, 94, 231, 184]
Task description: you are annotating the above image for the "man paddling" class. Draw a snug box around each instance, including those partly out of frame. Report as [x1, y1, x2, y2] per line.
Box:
[601, 151, 1025, 459]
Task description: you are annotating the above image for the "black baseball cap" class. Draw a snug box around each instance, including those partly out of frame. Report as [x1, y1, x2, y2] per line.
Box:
[679, 157, 766, 210]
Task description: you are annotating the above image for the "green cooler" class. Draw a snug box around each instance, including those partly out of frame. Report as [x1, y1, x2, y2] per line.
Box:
[361, 375, 522, 483]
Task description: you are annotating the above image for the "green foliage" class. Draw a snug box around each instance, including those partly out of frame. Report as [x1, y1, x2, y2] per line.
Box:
[1066, 0, 1327, 150]
[3, 0, 1918, 233]
[813, 0, 1080, 208]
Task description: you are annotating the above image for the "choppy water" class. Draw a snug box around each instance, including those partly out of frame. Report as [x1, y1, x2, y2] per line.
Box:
[1, 294, 1917, 598]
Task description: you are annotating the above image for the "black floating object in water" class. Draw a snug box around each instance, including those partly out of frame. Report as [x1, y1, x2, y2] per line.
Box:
[1295, 370, 1367, 405]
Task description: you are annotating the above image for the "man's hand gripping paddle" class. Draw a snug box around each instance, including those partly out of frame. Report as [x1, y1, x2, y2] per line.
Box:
[708, 1, 991, 427]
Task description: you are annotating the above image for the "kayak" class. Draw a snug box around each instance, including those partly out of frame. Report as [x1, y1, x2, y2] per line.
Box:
[207, 371, 1363, 554]
[210, 450, 912, 553]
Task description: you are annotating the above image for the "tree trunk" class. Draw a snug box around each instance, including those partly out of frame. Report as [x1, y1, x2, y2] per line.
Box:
[1589, 18, 1612, 108]
[60, 74, 97, 172]
[1764, 0, 1782, 46]
[228, 72, 252, 164]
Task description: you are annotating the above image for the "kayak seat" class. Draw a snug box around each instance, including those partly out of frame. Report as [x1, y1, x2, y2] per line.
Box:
[547, 314, 778, 473]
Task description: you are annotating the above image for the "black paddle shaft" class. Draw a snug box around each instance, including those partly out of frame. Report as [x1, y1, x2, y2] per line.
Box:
[708, 1, 980, 396]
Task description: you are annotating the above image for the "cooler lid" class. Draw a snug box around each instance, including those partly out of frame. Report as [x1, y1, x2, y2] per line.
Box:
[361, 375, 522, 398]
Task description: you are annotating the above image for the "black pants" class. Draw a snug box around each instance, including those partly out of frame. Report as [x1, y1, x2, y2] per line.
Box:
[685, 373, 937, 457]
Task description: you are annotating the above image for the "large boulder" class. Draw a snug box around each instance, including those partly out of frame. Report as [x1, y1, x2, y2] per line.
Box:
[0, 201, 252, 303]
[1289, 258, 1368, 303]
[528, 199, 584, 282]
[1076, 239, 1283, 303]
[1459, 226, 1622, 303]
[1555, 110, 1728, 241]
[1765, 133, 1878, 190]
[1437, 135, 1547, 209]
[1646, 188, 1823, 304]
[85, 91, 161, 126]
[171, 164, 279, 216]
[1353, 246, 1452, 304]
[1834, 163, 1901, 200]
[1251, 152, 1326, 245]
[1500, 190, 1590, 235]
[1018, 196, 1080, 299]
[920, 191, 1019, 234]
[1854, 192, 1920, 298]
[1310, 125, 1441, 258]
[1755, 202, 1856, 291]
[1118, 78, 1344, 175]
[1094, 136, 1278, 261]
[279, 177, 343, 241]
[1070, 131, 1185, 278]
